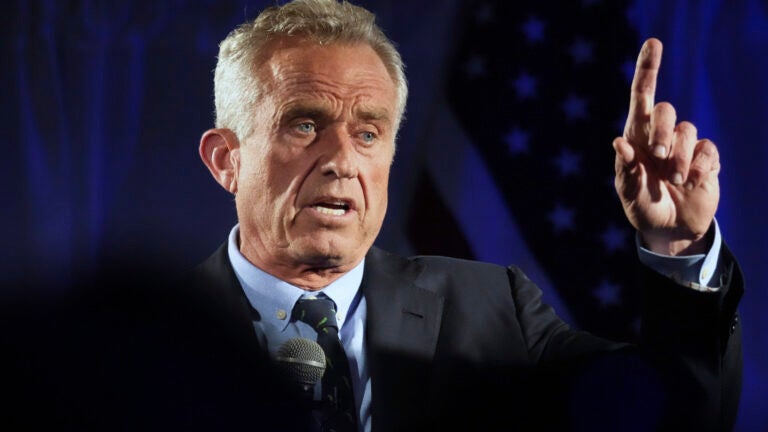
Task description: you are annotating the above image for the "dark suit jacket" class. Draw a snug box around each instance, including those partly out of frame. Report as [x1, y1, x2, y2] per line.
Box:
[3, 243, 742, 431]
[182, 243, 743, 431]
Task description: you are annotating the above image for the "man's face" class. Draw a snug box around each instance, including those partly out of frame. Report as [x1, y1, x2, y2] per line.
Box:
[234, 38, 398, 284]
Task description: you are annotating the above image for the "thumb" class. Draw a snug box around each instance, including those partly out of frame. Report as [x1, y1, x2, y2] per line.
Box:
[613, 136, 636, 175]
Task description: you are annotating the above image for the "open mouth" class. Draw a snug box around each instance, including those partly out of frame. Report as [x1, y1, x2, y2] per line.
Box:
[311, 201, 350, 216]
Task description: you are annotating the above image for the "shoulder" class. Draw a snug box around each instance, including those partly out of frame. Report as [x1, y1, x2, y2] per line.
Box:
[368, 245, 509, 273]
[186, 242, 234, 285]
[365, 246, 532, 299]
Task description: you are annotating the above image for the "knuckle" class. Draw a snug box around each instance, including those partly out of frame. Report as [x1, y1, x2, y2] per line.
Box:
[674, 151, 690, 166]
[702, 137, 717, 147]
[636, 81, 654, 93]
[676, 121, 697, 137]
[698, 139, 718, 157]
[689, 155, 708, 171]
[651, 126, 668, 139]
[687, 170, 702, 184]
[654, 101, 676, 116]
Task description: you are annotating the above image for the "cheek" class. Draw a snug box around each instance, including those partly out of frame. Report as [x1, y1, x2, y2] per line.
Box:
[365, 162, 392, 214]
[238, 154, 288, 216]
[263, 155, 310, 216]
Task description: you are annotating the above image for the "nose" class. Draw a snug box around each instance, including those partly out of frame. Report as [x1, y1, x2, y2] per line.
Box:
[319, 127, 359, 179]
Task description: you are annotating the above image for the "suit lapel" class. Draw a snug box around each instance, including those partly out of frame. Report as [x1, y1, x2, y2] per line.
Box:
[188, 243, 267, 361]
[194, 244, 447, 429]
[362, 247, 444, 430]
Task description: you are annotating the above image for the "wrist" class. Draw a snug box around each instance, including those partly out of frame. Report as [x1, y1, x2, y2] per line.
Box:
[640, 227, 713, 256]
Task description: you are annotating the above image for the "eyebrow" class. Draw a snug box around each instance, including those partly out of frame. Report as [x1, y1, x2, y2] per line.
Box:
[281, 104, 331, 122]
[355, 107, 391, 123]
[280, 103, 392, 124]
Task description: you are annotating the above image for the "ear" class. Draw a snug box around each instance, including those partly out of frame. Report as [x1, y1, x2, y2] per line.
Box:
[199, 128, 241, 194]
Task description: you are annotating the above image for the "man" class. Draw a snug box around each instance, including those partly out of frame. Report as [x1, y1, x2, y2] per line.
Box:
[191, 0, 741, 431]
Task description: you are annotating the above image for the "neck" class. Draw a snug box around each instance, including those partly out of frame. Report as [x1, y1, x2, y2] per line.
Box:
[281, 265, 354, 291]
[241, 248, 362, 290]
[235, 231, 367, 290]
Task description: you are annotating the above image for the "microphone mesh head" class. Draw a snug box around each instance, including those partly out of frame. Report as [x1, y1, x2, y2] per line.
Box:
[275, 337, 326, 385]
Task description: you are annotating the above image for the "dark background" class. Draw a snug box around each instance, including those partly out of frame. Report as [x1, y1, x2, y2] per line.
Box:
[3, 1, 766, 430]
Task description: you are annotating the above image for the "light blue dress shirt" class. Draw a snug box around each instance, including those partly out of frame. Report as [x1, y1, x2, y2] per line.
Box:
[227, 221, 723, 432]
[227, 226, 371, 432]
[637, 219, 723, 291]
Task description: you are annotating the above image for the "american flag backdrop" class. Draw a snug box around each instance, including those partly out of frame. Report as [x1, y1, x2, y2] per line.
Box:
[406, 0, 641, 341]
[3, 0, 766, 430]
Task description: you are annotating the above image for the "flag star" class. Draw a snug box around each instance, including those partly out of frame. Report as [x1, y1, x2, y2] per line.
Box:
[521, 16, 545, 44]
[621, 59, 635, 84]
[504, 126, 530, 154]
[594, 279, 621, 307]
[601, 224, 627, 252]
[511, 71, 537, 100]
[549, 203, 575, 232]
[464, 55, 487, 78]
[475, 3, 493, 24]
[569, 38, 594, 65]
[562, 94, 588, 121]
[553, 148, 581, 176]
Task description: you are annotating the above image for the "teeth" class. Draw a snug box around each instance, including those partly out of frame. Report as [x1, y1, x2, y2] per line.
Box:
[313, 205, 346, 216]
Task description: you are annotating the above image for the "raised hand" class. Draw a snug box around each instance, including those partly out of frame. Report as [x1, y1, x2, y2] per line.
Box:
[613, 38, 720, 256]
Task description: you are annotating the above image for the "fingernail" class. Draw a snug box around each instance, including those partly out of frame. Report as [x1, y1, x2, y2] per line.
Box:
[653, 145, 667, 158]
[684, 181, 694, 191]
[672, 173, 683, 185]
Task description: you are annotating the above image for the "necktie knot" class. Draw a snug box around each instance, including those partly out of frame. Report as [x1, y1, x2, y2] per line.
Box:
[295, 296, 339, 333]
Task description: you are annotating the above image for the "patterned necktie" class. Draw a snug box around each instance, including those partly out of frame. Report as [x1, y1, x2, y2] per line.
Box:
[294, 295, 358, 432]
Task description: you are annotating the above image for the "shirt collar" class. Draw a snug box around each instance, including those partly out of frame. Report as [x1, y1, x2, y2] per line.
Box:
[227, 224, 364, 331]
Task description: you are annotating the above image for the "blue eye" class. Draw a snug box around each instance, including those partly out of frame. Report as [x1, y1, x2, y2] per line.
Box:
[360, 131, 376, 143]
[296, 123, 315, 134]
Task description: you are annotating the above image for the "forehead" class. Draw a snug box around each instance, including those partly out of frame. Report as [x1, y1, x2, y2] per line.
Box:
[256, 37, 397, 111]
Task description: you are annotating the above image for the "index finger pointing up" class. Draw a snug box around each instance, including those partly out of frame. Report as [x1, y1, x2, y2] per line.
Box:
[624, 38, 663, 142]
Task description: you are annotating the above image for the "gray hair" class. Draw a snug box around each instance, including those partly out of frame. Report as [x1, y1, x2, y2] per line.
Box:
[213, 0, 408, 141]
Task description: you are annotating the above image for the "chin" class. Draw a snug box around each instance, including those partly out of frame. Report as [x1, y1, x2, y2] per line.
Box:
[291, 237, 363, 269]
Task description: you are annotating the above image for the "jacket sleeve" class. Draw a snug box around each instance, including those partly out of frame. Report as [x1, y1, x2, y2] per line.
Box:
[506, 244, 743, 432]
[639, 243, 743, 432]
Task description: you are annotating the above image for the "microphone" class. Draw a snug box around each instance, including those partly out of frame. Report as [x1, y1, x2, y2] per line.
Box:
[274, 337, 326, 400]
